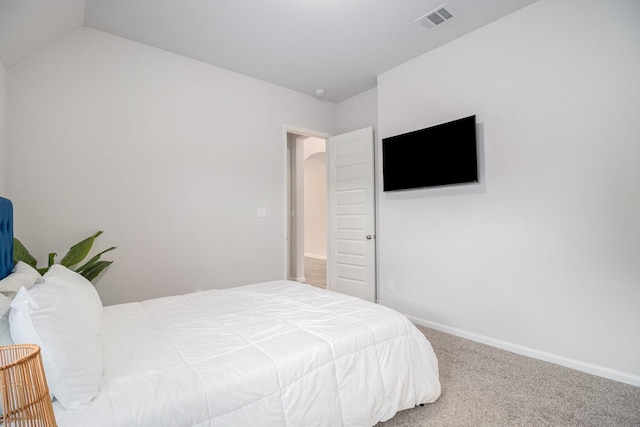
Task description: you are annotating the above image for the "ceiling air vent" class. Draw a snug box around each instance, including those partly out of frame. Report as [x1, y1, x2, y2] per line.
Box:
[415, 5, 454, 29]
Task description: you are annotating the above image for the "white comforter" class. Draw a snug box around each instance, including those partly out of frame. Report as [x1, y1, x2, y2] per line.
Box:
[53, 281, 440, 426]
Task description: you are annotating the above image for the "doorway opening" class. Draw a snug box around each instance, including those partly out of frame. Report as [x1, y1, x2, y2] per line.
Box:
[284, 126, 376, 301]
[286, 129, 329, 289]
[302, 137, 327, 288]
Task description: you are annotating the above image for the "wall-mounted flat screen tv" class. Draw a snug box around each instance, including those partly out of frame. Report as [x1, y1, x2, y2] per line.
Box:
[382, 115, 478, 192]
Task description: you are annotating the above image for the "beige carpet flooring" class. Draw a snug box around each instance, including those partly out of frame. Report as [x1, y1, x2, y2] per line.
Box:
[377, 325, 640, 426]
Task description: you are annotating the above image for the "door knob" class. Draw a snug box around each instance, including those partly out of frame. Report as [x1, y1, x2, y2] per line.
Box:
[366, 235, 375, 240]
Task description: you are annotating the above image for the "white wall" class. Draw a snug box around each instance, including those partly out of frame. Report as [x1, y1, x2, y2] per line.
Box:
[0, 0, 84, 69]
[287, 134, 306, 281]
[377, 0, 640, 385]
[335, 87, 377, 135]
[0, 59, 6, 194]
[6, 27, 335, 305]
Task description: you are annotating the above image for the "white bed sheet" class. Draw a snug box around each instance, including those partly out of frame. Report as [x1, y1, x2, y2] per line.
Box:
[53, 280, 440, 426]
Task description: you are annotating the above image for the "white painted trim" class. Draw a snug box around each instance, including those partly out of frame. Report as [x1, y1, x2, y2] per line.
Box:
[304, 253, 327, 260]
[407, 315, 640, 388]
[284, 125, 332, 140]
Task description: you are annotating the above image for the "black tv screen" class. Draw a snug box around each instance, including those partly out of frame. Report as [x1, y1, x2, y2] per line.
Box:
[382, 115, 478, 192]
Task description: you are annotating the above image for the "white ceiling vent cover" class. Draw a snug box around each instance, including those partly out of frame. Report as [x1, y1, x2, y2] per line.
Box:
[415, 5, 454, 29]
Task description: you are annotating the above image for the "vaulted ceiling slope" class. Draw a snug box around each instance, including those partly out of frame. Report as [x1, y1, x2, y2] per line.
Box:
[0, 0, 538, 102]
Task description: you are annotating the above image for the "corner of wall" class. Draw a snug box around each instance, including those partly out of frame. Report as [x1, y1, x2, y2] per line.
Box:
[0, 59, 6, 195]
[335, 87, 378, 135]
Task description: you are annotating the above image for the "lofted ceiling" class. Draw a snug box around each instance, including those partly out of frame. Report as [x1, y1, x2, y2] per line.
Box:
[0, 0, 538, 103]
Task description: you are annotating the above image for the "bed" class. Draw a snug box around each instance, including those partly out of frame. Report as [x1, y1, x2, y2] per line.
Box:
[0, 196, 441, 426]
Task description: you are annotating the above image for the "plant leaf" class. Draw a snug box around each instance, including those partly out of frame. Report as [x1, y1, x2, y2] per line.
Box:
[76, 246, 117, 275]
[13, 238, 38, 268]
[48, 252, 57, 267]
[60, 231, 103, 268]
[80, 260, 113, 283]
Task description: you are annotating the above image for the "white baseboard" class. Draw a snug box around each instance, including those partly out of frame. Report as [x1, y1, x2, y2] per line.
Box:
[407, 315, 640, 388]
[304, 253, 327, 260]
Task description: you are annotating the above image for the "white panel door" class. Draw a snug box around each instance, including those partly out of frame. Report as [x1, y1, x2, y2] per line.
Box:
[327, 127, 375, 302]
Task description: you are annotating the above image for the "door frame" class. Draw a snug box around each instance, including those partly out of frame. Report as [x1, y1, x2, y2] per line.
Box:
[282, 125, 331, 284]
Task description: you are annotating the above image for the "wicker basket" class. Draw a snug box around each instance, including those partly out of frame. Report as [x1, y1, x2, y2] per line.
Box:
[0, 344, 56, 426]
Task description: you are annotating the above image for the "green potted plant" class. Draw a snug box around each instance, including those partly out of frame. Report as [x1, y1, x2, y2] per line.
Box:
[14, 231, 116, 283]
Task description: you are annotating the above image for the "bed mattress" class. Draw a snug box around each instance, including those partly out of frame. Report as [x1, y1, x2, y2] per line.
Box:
[53, 280, 440, 426]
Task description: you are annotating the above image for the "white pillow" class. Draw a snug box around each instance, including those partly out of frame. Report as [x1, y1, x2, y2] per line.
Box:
[39, 264, 103, 327]
[10, 265, 104, 410]
[0, 293, 13, 346]
[0, 261, 41, 298]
